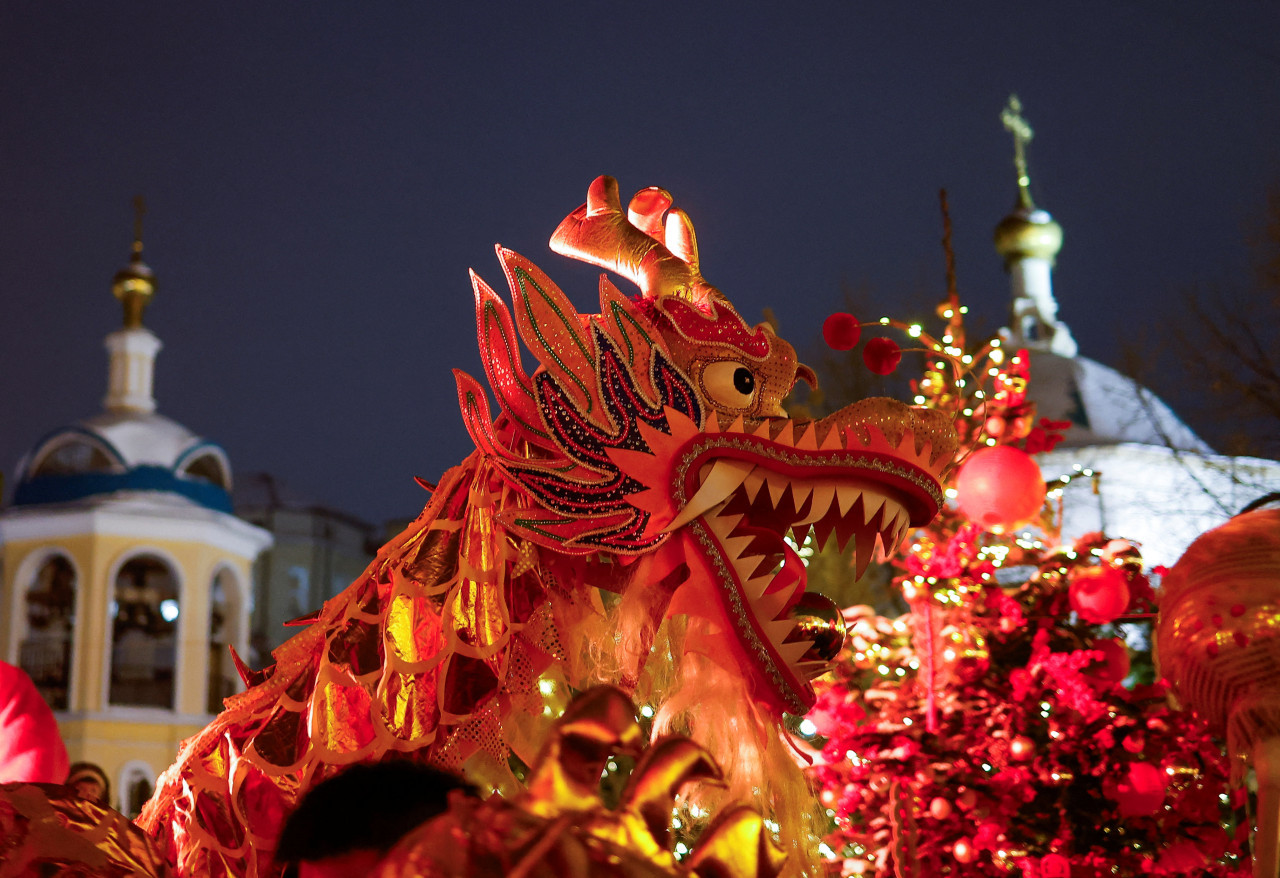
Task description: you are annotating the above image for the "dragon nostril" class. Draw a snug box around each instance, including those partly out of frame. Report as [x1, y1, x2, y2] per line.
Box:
[788, 592, 846, 664]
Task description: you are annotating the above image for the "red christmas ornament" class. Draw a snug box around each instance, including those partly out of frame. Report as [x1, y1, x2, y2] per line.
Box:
[1009, 735, 1035, 761]
[952, 839, 975, 864]
[1040, 853, 1071, 878]
[1106, 761, 1167, 817]
[929, 796, 952, 819]
[822, 312, 861, 351]
[1088, 637, 1131, 683]
[862, 337, 901, 375]
[954, 445, 1046, 532]
[1068, 566, 1131, 625]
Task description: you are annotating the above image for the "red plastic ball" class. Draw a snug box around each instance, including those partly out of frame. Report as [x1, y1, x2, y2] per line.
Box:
[822, 312, 861, 350]
[929, 796, 953, 820]
[1009, 735, 1035, 761]
[1069, 566, 1131, 625]
[1107, 761, 1167, 817]
[1088, 637, 1131, 683]
[952, 839, 975, 864]
[954, 446, 1046, 532]
[862, 337, 901, 375]
[1040, 854, 1071, 878]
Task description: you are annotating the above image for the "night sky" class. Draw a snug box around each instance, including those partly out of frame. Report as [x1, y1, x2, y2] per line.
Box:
[3, 3, 1277, 525]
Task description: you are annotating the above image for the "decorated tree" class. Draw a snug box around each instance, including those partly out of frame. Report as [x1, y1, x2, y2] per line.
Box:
[801, 232, 1252, 877]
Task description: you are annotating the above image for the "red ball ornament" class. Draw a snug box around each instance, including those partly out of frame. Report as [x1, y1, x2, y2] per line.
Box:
[952, 839, 975, 864]
[1040, 853, 1071, 878]
[929, 797, 953, 820]
[1009, 735, 1035, 761]
[1107, 761, 1167, 817]
[822, 312, 861, 351]
[1068, 566, 1131, 625]
[954, 446, 1046, 533]
[862, 337, 901, 375]
[1088, 637, 1131, 683]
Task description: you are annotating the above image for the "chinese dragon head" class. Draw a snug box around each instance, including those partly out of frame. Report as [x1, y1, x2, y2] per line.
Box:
[459, 175, 954, 715]
[130, 177, 956, 878]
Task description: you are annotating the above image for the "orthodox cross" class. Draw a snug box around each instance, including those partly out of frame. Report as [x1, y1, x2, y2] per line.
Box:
[1001, 95, 1035, 209]
[132, 195, 147, 257]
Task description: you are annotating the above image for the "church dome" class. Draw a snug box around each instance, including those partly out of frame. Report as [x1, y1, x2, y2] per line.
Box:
[994, 205, 1063, 265]
[13, 411, 233, 512]
[1026, 350, 1210, 453]
[11, 206, 233, 513]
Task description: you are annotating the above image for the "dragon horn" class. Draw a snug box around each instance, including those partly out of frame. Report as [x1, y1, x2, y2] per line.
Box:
[550, 175, 722, 305]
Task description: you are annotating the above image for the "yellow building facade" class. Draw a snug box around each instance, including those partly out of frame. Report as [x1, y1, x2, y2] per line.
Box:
[0, 219, 270, 815]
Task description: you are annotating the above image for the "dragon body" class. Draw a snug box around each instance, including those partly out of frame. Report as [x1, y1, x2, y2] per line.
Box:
[136, 177, 957, 877]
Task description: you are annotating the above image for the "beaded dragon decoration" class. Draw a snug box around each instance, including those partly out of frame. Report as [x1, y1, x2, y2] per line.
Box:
[129, 176, 956, 877]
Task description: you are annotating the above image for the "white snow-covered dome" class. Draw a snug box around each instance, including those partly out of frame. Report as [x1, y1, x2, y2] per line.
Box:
[1027, 350, 1210, 453]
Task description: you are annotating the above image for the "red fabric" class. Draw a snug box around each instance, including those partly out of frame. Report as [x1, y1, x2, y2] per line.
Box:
[0, 660, 69, 783]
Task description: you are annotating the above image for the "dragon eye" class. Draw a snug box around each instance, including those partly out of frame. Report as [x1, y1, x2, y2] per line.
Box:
[702, 360, 759, 411]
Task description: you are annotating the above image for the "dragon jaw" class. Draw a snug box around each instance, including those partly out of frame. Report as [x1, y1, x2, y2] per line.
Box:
[615, 400, 953, 715]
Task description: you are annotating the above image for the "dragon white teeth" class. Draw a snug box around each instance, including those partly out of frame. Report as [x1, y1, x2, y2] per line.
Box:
[777, 639, 813, 667]
[794, 483, 835, 527]
[797, 660, 829, 681]
[763, 618, 796, 646]
[791, 481, 814, 511]
[836, 483, 860, 517]
[666, 459, 756, 532]
[861, 490, 888, 528]
[754, 587, 793, 624]
[706, 511, 745, 540]
[853, 530, 877, 580]
[742, 470, 766, 502]
[767, 477, 787, 508]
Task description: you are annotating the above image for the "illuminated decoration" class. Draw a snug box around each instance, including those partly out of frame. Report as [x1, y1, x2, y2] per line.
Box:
[803, 204, 1249, 876]
[954, 445, 1047, 533]
[127, 176, 957, 877]
[380, 686, 789, 878]
[1156, 505, 1280, 878]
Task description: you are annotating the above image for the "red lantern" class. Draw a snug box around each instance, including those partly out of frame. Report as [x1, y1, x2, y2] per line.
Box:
[954, 446, 1046, 532]
[862, 337, 901, 375]
[1106, 761, 1167, 817]
[822, 312, 861, 351]
[1069, 566, 1131, 625]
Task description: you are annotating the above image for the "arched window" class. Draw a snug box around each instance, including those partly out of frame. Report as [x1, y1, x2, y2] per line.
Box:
[29, 436, 117, 478]
[117, 761, 155, 819]
[19, 555, 76, 710]
[206, 568, 241, 714]
[109, 556, 178, 709]
[179, 453, 230, 491]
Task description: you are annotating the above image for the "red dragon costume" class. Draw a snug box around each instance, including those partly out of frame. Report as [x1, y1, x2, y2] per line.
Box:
[121, 176, 957, 877]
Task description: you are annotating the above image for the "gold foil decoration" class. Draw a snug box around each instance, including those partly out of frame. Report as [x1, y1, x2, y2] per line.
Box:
[377, 686, 788, 878]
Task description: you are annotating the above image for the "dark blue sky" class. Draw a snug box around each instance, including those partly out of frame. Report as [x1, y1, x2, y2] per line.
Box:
[3, 3, 1278, 524]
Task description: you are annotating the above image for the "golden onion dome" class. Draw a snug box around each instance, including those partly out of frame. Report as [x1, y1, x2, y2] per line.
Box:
[994, 204, 1063, 265]
[112, 197, 156, 328]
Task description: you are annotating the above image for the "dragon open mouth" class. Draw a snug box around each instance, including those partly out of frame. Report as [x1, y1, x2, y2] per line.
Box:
[669, 416, 949, 714]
